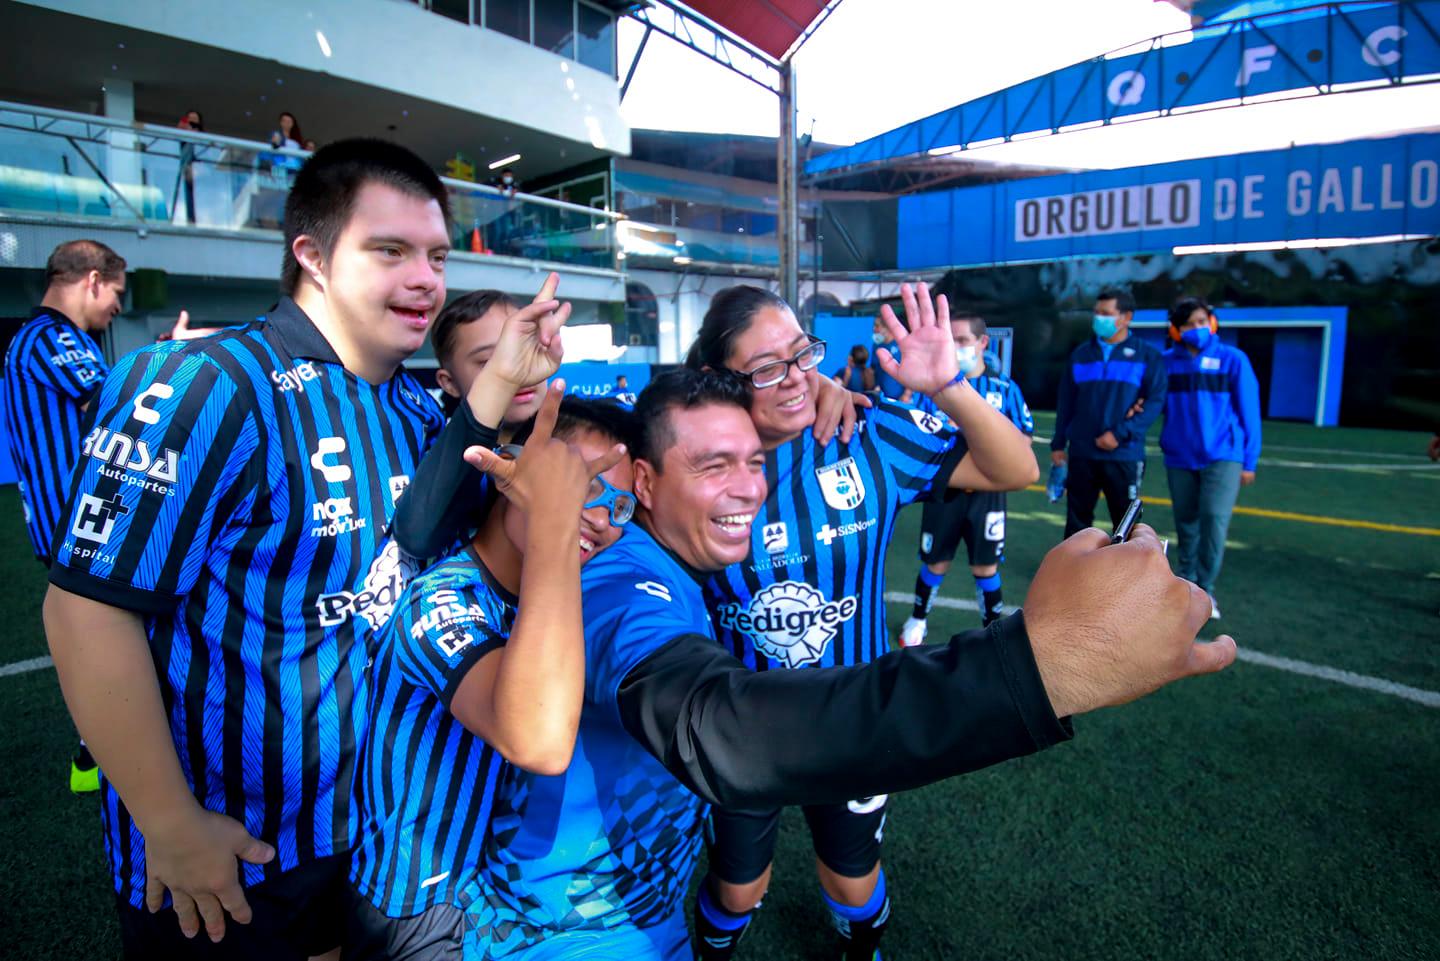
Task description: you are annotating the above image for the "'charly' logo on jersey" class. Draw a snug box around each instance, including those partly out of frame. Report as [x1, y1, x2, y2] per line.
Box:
[83, 427, 180, 494]
[635, 581, 672, 602]
[315, 539, 418, 631]
[716, 581, 859, 668]
[271, 362, 320, 393]
[70, 492, 129, 544]
[909, 408, 945, 434]
[310, 436, 352, 484]
[984, 511, 1006, 542]
[412, 588, 491, 659]
[762, 522, 789, 554]
[815, 458, 865, 511]
[132, 383, 174, 425]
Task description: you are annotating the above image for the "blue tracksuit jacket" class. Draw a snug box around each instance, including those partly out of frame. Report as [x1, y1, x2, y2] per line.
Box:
[1051, 334, 1166, 462]
[1159, 339, 1262, 472]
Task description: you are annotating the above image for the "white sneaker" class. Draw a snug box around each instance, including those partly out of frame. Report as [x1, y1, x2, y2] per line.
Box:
[899, 616, 928, 648]
[1209, 594, 1221, 620]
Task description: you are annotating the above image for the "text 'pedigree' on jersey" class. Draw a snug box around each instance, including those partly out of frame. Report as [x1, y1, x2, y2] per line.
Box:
[715, 581, 859, 669]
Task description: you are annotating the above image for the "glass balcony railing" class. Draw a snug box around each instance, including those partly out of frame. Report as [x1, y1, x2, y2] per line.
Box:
[0, 100, 620, 271]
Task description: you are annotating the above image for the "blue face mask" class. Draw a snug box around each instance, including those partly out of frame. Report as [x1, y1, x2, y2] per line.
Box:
[1092, 314, 1118, 339]
[1181, 326, 1212, 349]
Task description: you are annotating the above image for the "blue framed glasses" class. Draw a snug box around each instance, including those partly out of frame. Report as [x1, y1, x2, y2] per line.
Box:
[493, 444, 635, 527]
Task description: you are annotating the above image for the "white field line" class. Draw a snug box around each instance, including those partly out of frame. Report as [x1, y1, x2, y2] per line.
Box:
[7, 597, 1438, 711]
[882, 592, 1440, 709]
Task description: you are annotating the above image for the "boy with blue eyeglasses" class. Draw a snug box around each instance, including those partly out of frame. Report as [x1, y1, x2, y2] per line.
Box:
[1159, 297, 1261, 620]
[1050, 288, 1166, 538]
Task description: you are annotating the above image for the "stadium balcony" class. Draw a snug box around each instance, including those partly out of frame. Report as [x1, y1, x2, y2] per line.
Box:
[0, 100, 626, 356]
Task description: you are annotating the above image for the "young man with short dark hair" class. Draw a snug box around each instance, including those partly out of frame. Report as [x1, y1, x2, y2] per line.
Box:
[900, 311, 1034, 645]
[44, 139, 462, 959]
[1051, 287, 1166, 537]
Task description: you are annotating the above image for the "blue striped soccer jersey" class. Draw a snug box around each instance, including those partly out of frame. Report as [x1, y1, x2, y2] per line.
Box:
[914, 368, 1034, 436]
[351, 543, 515, 918]
[467, 523, 712, 961]
[705, 399, 966, 670]
[3, 307, 108, 564]
[48, 297, 444, 908]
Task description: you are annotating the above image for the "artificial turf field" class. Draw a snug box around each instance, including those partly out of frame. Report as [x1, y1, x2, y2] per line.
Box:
[0, 413, 1436, 960]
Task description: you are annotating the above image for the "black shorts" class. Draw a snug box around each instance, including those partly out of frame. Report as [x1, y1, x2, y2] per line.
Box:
[343, 883, 465, 961]
[115, 854, 348, 960]
[918, 491, 1006, 567]
[705, 796, 890, 885]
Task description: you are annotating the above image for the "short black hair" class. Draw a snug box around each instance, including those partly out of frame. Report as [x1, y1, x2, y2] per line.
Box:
[281, 138, 452, 294]
[633, 367, 751, 468]
[430, 289, 521, 367]
[511, 396, 641, 454]
[45, 240, 125, 288]
[1096, 288, 1136, 315]
[684, 285, 789, 371]
[951, 311, 987, 337]
[1169, 295, 1212, 328]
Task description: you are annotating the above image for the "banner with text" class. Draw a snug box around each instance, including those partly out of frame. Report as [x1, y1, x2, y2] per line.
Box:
[809, 1, 1438, 176]
[898, 131, 1440, 268]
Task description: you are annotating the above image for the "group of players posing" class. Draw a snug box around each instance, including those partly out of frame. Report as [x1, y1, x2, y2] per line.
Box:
[24, 140, 1235, 961]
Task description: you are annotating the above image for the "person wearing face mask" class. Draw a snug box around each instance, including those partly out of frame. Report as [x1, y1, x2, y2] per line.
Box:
[900, 312, 1034, 646]
[1160, 297, 1260, 620]
[868, 315, 908, 401]
[1050, 288, 1166, 538]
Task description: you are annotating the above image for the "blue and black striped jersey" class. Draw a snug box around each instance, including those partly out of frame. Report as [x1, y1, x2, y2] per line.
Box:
[705, 399, 965, 670]
[351, 544, 515, 918]
[467, 523, 710, 959]
[914, 368, 1034, 435]
[3, 308, 108, 564]
[48, 298, 444, 909]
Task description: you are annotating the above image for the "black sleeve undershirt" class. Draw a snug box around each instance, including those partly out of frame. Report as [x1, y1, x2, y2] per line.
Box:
[616, 611, 1072, 811]
[392, 401, 498, 558]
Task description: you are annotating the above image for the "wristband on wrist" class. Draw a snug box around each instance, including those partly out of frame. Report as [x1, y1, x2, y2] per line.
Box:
[931, 370, 967, 397]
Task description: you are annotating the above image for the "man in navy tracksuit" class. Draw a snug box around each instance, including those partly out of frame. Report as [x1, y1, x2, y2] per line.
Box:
[1160, 297, 1261, 619]
[1050, 288, 1166, 538]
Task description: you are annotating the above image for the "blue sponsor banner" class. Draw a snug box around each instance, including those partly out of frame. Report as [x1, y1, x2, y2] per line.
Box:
[898, 131, 1440, 268]
[808, 1, 1437, 176]
[555, 362, 650, 401]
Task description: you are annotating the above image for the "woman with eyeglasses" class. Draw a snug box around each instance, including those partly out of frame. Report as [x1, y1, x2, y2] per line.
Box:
[683, 282, 1039, 961]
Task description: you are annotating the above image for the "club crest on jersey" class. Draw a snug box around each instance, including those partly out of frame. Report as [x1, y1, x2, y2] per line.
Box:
[985, 390, 1004, 410]
[762, 522, 789, 554]
[715, 581, 859, 669]
[1201, 356, 1222, 371]
[315, 539, 418, 632]
[815, 458, 865, 511]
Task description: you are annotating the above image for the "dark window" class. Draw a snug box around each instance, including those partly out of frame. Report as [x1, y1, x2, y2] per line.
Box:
[535, 0, 574, 56]
[432, 0, 472, 23]
[625, 281, 659, 347]
[577, 3, 615, 75]
[487, 0, 530, 41]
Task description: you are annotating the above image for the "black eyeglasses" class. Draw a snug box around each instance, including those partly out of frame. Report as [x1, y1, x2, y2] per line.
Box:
[735, 338, 826, 389]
